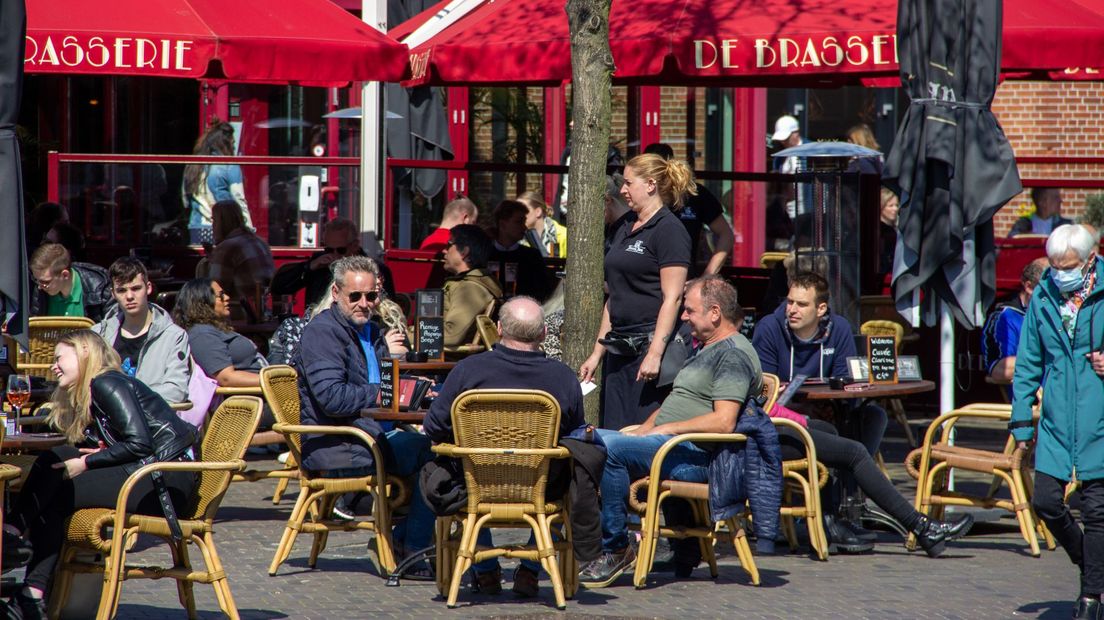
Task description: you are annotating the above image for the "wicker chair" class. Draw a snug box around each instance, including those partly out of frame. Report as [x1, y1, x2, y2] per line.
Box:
[904, 404, 1056, 557]
[432, 389, 575, 609]
[859, 320, 917, 448]
[475, 315, 499, 349]
[212, 384, 296, 503]
[759, 251, 789, 270]
[267, 379, 410, 576]
[775, 417, 831, 560]
[626, 432, 760, 589]
[47, 396, 263, 620]
[10, 316, 94, 379]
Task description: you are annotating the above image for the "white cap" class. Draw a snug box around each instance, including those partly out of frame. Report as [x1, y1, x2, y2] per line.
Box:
[772, 115, 800, 142]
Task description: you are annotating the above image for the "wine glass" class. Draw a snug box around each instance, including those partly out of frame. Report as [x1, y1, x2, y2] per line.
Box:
[7, 374, 31, 434]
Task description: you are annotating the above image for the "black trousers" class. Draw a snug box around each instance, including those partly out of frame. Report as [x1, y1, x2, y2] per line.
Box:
[1034, 472, 1104, 597]
[599, 350, 671, 431]
[779, 420, 920, 531]
[10, 446, 197, 591]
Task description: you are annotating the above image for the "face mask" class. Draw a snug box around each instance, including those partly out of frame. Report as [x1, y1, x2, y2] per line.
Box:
[1054, 265, 1086, 293]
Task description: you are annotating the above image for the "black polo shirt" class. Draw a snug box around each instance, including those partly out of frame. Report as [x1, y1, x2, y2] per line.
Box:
[605, 207, 691, 332]
[677, 183, 724, 275]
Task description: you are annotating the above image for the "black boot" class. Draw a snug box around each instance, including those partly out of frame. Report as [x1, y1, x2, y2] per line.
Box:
[1073, 596, 1102, 620]
[912, 513, 974, 558]
[824, 514, 874, 554]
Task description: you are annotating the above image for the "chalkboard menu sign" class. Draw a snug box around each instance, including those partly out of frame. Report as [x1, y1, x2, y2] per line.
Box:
[416, 316, 445, 361]
[867, 336, 898, 384]
[379, 358, 397, 411]
[415, 289, 443, 320]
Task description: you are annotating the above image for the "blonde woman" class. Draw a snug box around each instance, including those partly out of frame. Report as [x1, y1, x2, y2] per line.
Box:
[518, 191, 568, 258]
[8, 331, 197, 617]
[578, 153, 695, 429]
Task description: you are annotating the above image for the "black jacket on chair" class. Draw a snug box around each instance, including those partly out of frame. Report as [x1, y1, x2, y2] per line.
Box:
[83, 371, 197, 475]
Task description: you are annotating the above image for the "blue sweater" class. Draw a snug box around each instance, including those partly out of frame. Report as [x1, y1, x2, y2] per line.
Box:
[424, 344, 586, 443]
[751, 302, 857, 381]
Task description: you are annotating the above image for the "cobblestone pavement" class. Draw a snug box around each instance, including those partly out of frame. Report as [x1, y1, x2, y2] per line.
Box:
[52, 426, 1076, 619]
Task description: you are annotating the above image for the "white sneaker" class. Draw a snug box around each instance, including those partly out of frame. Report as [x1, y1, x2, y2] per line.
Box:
[277, 451, 290, 465]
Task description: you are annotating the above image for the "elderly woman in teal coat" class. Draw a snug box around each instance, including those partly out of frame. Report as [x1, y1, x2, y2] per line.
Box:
[1011, 224, 1104, 620]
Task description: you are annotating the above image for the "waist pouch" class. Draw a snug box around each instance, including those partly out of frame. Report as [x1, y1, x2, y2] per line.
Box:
[599, 324, 689, 387]
[598, 332, 651, 357]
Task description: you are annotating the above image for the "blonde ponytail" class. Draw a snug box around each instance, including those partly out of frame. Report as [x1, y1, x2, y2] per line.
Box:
[626, 153, 698, 209]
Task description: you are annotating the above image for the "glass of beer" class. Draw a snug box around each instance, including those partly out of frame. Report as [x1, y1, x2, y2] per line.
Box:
[6, 374, 31, 433]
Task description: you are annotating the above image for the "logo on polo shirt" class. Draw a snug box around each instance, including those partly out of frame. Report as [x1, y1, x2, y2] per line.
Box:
[625, 240, 646, 254]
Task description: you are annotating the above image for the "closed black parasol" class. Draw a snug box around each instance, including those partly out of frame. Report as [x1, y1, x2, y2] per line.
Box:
[883, 0, 1023, 329]
[0, 0, 27, 349]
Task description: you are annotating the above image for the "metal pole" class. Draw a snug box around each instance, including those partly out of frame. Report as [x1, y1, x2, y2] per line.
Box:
[941, 300, 956, 489]
[361, 0, 387, 249]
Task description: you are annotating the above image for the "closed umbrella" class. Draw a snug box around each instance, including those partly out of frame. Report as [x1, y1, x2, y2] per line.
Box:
[0, 0, 27, 349]
[882, 0, 1022, 330]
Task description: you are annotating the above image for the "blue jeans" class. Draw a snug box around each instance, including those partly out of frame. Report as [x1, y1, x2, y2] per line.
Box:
[596, 429, 710, 552]
[384, 430, 435, 553]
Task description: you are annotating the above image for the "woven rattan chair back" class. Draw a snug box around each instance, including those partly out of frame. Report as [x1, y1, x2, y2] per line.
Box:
[260, 365, 301, 455]
[190, 396, 263, 520]
[450, 389, 560, 507]
[860, 320, 905, 354]
[15, 317, 94, 378]
[761, 373, 781, 411]
[475, 315, 499, 349]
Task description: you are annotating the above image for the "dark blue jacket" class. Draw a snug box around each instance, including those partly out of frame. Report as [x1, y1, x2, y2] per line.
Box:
[707, 402, 782, 553]
[294, 306, 392, 472]
[424, 344, 585, 444]
[751, 302, 856, 381]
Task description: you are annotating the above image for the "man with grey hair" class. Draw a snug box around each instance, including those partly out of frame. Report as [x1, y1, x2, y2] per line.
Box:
[1012, 223, 1104, 619]
[271, 216, 394, 307]
[424, 295, 585, 597]
[295, 256, 434, 548]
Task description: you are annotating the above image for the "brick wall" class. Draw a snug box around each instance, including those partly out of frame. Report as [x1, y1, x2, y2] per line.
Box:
[991, 81, 1104, 237]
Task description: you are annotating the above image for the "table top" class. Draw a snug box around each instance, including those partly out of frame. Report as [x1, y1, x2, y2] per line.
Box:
[2, 432, 66, 451]
[798, 379, 936, 401]
[380, 360, 457, 372]
[362, 408, 427, 423]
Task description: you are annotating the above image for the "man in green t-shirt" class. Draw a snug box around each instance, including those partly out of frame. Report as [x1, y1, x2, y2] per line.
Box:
[579, 275, 762, 588]
[29, 243, 113, 321]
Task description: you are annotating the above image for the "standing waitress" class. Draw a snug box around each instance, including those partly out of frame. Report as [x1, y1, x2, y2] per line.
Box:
[579, 153, 695, 430]
[5, 331, 197, 618]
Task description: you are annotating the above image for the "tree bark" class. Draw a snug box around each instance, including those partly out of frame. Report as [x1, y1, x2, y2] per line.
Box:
[563, 0, 614, 424]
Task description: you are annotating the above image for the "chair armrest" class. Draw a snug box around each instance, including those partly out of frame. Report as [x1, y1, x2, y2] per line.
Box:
[770, 417, 819, 466]
[215, 386, 263, 396]
[170, 401, 194, 411]
[272, 423, 390, 480]
[646, 433, 748, 484]
[920, 407, 1014, 446]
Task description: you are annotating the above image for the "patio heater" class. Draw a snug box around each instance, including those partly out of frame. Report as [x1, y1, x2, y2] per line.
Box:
[772, 141, 881, 334]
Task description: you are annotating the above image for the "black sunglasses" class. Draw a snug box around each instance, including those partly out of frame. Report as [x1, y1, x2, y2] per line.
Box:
[325, 246, 350, 255]
[347, 291, 379, 304]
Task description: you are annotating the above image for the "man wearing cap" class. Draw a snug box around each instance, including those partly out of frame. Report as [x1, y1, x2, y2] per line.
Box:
[771, 115, 806, 219]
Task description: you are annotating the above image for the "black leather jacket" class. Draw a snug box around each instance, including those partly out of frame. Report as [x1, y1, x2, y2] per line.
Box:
[82, 371, 197, 475]
[30, 262, 116, 322]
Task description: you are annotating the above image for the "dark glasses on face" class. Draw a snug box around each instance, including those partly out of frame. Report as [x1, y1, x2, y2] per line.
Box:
[347, 291, 379, 304]
[325, 246, 350, 255]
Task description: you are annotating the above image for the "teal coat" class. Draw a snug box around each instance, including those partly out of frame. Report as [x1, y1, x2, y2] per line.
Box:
[1011, 258, 1104, 481]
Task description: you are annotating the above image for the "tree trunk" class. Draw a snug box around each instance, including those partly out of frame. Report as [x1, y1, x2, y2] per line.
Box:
[563, 0, 614, 424]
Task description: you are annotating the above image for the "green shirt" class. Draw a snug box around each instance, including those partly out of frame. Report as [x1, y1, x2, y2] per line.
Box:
[654, 333, 762, 427]
[45, 270, 84, 317]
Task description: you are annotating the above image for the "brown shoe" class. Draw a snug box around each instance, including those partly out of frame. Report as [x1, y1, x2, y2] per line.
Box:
[511, 565, 539, 598]
[473, 568, 502, 595]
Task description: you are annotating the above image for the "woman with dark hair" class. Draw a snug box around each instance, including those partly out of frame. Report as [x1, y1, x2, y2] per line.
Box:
[182, 120, 252, 245]
[578, 153, 695, 430]
[5, 330, 197, 618]
[173, 278, 272, 427]
[204, 200, 274, 315]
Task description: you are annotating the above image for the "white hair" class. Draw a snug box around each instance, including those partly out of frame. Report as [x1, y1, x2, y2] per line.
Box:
[1046, 224, 1096, 262]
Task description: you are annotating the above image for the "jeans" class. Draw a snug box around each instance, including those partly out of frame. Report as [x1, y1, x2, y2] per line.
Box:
[1034, 473, 1104, 597]
[310, 430, 435, 554]
[596, 429, 710, 552]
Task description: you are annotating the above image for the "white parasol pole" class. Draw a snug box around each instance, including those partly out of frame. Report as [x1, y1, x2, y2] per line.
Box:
[940, 300, 956, 489]
[361, 0, 387, 249]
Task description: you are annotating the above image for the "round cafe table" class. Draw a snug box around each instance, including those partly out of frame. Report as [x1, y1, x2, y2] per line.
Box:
[361, 408, 428, 424]
[2, 432, 66, 453]
[797, 379, 936, 537]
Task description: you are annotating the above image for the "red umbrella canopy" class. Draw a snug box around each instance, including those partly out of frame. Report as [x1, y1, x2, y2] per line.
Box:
[396, 0, 1104, 86]
[25, 0, 409, 83]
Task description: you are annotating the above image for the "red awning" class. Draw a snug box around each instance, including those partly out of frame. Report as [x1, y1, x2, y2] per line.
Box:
[25, 0, 408, 83]
[395, 0, 1104, 86]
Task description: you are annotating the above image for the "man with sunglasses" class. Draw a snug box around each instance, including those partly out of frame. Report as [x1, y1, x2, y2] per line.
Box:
[295, 256, 434, 554]
[271, 217, 395, 307]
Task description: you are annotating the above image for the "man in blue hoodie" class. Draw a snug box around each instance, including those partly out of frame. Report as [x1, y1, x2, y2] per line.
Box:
[751, 271, 889, 549]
